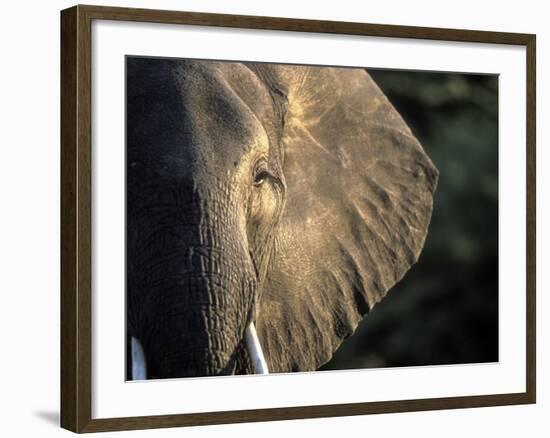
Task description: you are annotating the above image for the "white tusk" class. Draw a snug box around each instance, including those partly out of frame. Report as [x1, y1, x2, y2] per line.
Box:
[131, 336, 147, 380]
[244, 322, 269, 375]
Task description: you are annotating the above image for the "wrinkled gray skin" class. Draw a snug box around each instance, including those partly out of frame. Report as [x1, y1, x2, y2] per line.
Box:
[127, 57, 438, 379]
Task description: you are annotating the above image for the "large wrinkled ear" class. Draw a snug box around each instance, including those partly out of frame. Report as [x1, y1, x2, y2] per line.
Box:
[257, 65, 439, 373]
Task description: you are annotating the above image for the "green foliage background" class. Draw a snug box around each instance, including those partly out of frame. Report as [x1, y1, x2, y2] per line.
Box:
[322, 70, 499, 370]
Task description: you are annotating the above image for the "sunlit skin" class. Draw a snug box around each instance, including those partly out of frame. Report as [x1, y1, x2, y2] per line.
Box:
[126, 58, 438, 379]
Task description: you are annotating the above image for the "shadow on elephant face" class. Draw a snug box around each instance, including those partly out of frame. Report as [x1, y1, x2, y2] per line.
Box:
[126, 57, 438, 380]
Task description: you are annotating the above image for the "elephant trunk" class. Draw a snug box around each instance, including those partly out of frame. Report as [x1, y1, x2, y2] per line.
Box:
[128, 185, 257, 378]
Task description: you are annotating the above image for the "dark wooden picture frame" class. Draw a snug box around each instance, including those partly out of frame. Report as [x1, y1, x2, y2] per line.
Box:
[60, 4, 536, 433]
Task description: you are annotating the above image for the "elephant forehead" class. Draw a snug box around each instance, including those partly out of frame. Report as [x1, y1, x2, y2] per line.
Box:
[126, 58, 272, 185]
[172, 61, 271, 170]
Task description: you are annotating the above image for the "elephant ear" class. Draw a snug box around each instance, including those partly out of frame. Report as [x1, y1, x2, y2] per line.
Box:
[256, 65, 439, 373]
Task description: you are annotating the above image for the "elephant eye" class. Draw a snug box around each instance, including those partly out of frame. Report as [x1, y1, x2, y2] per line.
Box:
[253, 159, 269, 186]
[254, 170, 269, 186]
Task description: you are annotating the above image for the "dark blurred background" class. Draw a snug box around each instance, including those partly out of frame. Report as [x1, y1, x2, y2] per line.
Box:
[322, 69, 499, 370]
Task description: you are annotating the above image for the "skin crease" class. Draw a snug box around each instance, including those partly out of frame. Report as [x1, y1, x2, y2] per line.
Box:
[126, 58, 438, 379]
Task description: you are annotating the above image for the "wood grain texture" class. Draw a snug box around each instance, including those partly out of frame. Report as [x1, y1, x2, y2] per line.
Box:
[60, 4, 536, 433]
[79, 4, 534, 44]
[61, 5, 93, 432]
[60, 5, 78, 432]
[525, 34, 536, 404]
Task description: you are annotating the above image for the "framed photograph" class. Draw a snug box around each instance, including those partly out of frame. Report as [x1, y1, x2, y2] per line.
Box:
[60, 4, 536, 433]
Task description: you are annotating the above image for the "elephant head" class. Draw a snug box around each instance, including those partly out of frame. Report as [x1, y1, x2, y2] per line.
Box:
[126, 57, 438, 379]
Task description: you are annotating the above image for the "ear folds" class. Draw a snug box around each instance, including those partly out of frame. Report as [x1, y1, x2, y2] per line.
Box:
[257, 65, 439, 372]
